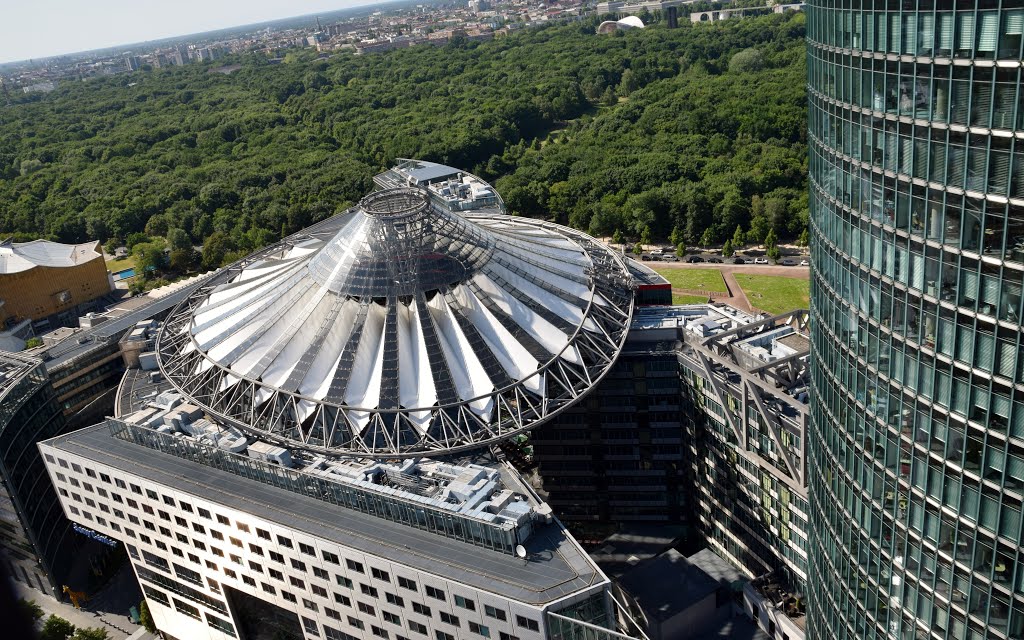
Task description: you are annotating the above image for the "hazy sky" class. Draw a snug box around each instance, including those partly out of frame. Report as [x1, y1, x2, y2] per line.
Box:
[0, 0, 375, 64]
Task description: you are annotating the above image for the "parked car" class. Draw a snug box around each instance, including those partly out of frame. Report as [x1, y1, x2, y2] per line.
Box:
[733, 257, 747, 264]
[707, 257, 723, 264]
[799, 260, 809, 266]
[661, 255, 679, 262]
[686, 256, 705, 263]
[753, 257, 769, 264]
[780, 258, 799, 266]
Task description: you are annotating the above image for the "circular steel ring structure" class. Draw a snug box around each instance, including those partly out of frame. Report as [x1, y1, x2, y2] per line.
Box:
[156, 182, 634, 458]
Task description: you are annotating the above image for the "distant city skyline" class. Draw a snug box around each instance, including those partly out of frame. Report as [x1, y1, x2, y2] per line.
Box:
[0, 0, 377, 65]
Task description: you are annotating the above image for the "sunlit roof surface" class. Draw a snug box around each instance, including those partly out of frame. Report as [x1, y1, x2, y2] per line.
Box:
[157, 171, 634, 457]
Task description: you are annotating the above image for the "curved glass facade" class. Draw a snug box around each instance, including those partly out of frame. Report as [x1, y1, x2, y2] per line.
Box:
[807, 3, 1024, 639]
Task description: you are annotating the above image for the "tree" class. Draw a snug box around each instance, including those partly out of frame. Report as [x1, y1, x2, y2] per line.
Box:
[18, 598, 44, 622]
[722, 239, 734, 257]
[40, 615, 75, 640]
[797, 228, 809, 247]
[125, 232, 149, 251]
[676, 242, 686, 258]
[765, 227, 779, 251]
[139, 600, 156, 634]
[601, 86, 617, 106]
[72, 628, 110, 640]
[169, 248, 196, 273]
[611, 229, 623, 245]
[103, 238, 122, 255]
[167, 228, 192, 253]
[201, 232, 233, 270]
[24, 337, 43, 349]
[640, 226, 652, 248]
[732, 225, 745, 248]
[766, 245, 781, 262]
[729, 48, 765, 73]
[699, 228, 715, 248]
[632, 242, 643, 257]
[133, 240, 166, 274]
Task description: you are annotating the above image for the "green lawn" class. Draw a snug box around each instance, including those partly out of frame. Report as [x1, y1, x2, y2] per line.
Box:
[105, 254, 136, 273]
[652, 267, 728, 293]
[673, 293, 713, 305]
[734, 274, 810, 314]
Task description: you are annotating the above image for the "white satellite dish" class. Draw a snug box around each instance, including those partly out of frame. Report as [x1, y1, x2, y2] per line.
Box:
[515, 544, 527, 559]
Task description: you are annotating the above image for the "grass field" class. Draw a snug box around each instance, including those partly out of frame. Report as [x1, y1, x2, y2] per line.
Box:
[652, 267, 728, 293]
[734, 274, 810, 314]
[105, 254, 136, 273]
[672, 293, 713, 305]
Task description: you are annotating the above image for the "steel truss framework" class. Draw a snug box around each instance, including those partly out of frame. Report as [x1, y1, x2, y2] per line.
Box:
[156, 214, 634, 459]
[687, 309, 811, 494]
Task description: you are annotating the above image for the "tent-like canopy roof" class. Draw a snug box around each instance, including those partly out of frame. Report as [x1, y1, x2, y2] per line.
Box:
[157, 179, 634, 458]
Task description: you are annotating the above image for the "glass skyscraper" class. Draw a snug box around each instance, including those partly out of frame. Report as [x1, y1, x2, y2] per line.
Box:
[807, 3, 1024, 639]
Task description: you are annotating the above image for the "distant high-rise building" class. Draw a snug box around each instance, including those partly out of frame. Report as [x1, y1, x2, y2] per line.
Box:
[807, 3, 1024, 639]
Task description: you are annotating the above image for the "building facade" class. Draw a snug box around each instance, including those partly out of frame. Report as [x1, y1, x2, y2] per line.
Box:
[0, 240, 111, 332]
[807, 3, 1024, 639]
[0, 351, 76, 595]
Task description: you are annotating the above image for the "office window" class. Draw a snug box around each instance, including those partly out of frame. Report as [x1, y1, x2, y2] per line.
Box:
[372, 568, 390, 582]
[229, 537, 243, 548]
[337, 575, 353, 589]
[71, 463, 82, 473]
[161, 494, 174, 505]
[439, 612, 459, 627]
[346, 559, 364, 573]
[453, 595, 475, 611]
[372, 626, 389, 639]
[198, 507, 212, 519]
[408, 621, 427, 636]
[360, 584, 378, 598]
[313, 567, 329, 580]
[515, 616, 539, 632]
[269, 568, 284, 581]
[261, 582, 277, 595]
[217, 514, 230, 525]
[236, 522, 250, 533]
[313, 584, 329, 598]
[304, 598, 319, 612]
[383, 611, 401, 625]
[179, 502, 193, 513]
[192, 522, 204, 533]
[249, 561, 263, 573]
[436, 631, 455, 640]
[173, 598, 200, 621]
[290, 576, 305, 589]
[335, 593, 352, 607]
[242, 575, 256, 587]
[270, 550, 284, 563]
[208, 577, 220, 593]
[223, 568, 236, 579]
[326, 607, 342, 621]
[205, 560, 217, 570]
[230, 554, 242, 565]
[145, 489, 157, 500]
[425, 586, 445, 602]
[212, 547, 224, 557]
[257, 527, 271, 540]
[412, 602, 431, 617]
[398, 577, 417, 592]
[249, 543, 263, 556]
[193, 540, 206, 551]
[499, 633, 519, 640]
[323, 551, 340, 565]
[291, 558, 307, 572]
[211, 530, 224, 541]
[469, 622, 490, 638]
[277, 535, 293, 548]
[359, 602, 375, 615]
[282, 590, 297, 603]
[386, 593, 404, 607]
[174, 516, 186, 527]
[299, 542, 316, 556]
[348, 616, 365, 631]
[302, 616, 320, 637]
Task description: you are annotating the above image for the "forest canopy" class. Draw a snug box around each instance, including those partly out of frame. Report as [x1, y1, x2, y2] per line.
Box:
[0, 12, 807, 263]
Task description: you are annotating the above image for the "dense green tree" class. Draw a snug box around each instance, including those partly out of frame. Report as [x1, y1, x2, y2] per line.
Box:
[722, 239, 734, 257]
[139, 601, 156, 634]
[40, 615, 75, 640]
[72, 628, 110, 640]
[730, 47, 765, 73]
[18, 598, 44, 622]
[0, 12, 807, 254]
[732, 225, 746, 248]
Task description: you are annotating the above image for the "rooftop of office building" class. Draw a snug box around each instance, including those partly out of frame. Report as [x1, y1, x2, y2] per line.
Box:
[43, 416, 607, 605]
[0, 350, 41, 398]
[155, 161, 635, 459]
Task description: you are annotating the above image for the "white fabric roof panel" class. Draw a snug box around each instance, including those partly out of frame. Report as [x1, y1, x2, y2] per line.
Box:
[0, 239, 103, 274]
[157, 177, 633, 457]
